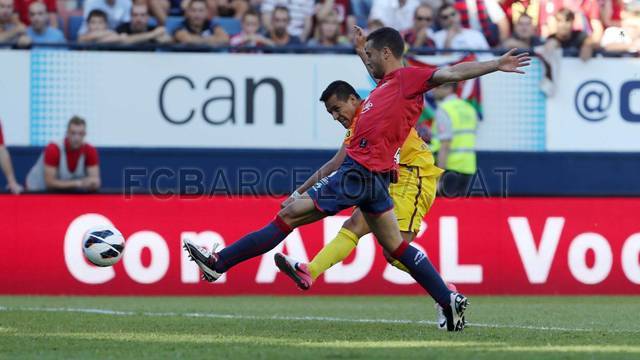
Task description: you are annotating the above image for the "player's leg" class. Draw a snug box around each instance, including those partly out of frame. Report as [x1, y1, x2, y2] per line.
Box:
[306, 209, 369, 279]
[184, 195, 326, 281]
[384, 170, 438, 272]
[276, 169, 434, 288]
[362, 209, 467, 331]
[275, 208, 369, 290]
[274, 158, 374, 289]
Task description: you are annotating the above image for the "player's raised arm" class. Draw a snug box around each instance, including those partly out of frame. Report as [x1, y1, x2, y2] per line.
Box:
[431, 48, 531, 86]
[353, 26, 380, 82]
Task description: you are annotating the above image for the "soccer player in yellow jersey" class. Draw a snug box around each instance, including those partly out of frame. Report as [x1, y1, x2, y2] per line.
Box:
[274, 80, 443, 285]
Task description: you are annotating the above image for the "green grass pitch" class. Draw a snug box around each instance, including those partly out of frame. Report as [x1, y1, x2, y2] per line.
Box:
[0, 296, 638, 359]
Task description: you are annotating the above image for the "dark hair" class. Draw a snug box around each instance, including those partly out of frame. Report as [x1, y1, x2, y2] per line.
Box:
[320, 81, 360, 103]
[556, 8, 575, 22]
[87, 9, 108, 23]
[438, 3, 455, 16]
[273, 5, 290, 17]
[365, 27, 404, 59]
[68, 115, 86, 129]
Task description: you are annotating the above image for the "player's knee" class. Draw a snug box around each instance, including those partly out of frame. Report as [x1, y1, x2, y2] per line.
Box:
[342, 216, 368, 238]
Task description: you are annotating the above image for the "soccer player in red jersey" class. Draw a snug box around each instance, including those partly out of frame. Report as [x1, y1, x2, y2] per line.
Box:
[184, 27, 529, 331]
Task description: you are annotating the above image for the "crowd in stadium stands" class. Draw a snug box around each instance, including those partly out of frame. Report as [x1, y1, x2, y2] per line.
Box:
[0, 0, 638, 54]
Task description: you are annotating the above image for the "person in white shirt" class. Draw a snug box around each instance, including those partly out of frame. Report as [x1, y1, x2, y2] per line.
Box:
[368, 0, 420, 33]
[432, 3, 489, 51]
[261, 0, 315, 41]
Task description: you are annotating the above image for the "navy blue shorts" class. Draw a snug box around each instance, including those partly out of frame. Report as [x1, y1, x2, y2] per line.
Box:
[307, 156, 394, 215]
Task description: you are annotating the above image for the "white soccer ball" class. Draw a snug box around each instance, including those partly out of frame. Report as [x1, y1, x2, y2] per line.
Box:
[82, 225, 125, 267]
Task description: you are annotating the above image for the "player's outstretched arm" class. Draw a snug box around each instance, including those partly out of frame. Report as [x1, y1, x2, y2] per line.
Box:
[431, 48, 531, 86]
[353, 26, 380, 82]
[281, 144, 347, 208]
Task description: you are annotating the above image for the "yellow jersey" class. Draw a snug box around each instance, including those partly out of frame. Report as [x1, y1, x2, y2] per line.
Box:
[398, 128, 444, 177]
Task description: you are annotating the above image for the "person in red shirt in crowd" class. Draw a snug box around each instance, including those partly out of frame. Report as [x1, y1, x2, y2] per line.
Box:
[0, 120, 23, 194]
[183, 26, 528, 332]
[26, 116, 101, 192]
[14, 0, 57, 27]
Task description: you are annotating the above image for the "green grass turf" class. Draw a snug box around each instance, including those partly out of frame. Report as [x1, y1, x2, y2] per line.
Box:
[0, 296, 638, 359]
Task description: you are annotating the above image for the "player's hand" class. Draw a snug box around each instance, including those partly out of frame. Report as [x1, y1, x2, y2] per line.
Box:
[7, 181, 23, 195]
[352, 25, 366, 51]
[281, 196, 295, 209]
[281, 190, 302, 208]
[497, 48, 531, 74]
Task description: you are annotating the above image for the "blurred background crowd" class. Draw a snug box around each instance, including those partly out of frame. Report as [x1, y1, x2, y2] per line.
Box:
[0, 0, 638, 54]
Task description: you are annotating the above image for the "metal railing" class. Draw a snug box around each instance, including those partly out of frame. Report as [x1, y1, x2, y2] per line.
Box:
[1, 42, 638, 57]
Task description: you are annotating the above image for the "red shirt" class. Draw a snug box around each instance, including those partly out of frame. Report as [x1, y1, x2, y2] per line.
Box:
[15, 0, 58, 25]
[346, 66, 437, 172]
[44, 138, 99, 173]
[0, 121, 4, 146]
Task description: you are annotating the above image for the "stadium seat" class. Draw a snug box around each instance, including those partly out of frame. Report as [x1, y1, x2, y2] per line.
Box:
[215, 17, 242, 36]
[67, 15, 84, 42]
[164, 16, 184, 35]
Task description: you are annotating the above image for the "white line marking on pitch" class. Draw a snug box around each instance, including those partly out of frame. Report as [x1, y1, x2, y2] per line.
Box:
[0, 306, 636, 333]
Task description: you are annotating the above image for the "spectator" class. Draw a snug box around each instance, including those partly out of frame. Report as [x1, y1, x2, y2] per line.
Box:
[430, 82, 478, 198]
[600, 1, 640, 52]
[502, 13, 542, 49]
[261, 0, 315, 41]
[307, 12, 349, 46]
[368, 0, 420, 33]
[567, 0, 604, 43]
[79, 0, 132, 35]
[265, 6, 303, 46]
[116, 3, 171, 44]
[174, 0, 229, 45]
[26, 116, 101, 193]
[403, 4, 435, 48]
[315, 0, 356, 34]
[351, 0, 372, 28]
[78, 9, 123, 44]
[545, 8, 593, 61]
[453, 0, 509, 46]
[432, 4, 490, 51]
[538, 0, 602, 41]
[602, 0, 624, 28]
[0, 120, 22, 194]
[366, 18, 384, 33]
[0, 0, 25, 44]
[14, 0, 57, 28]
[16, 2, 65, 47]
[230, 10, 274, 46]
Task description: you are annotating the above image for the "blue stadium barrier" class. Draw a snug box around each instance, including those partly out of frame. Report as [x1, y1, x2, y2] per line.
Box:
[214, 17, 242, 36]
[4, 147, 640, 196]
[67, 15, 84, 42]
[165, 16, 184, 35]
